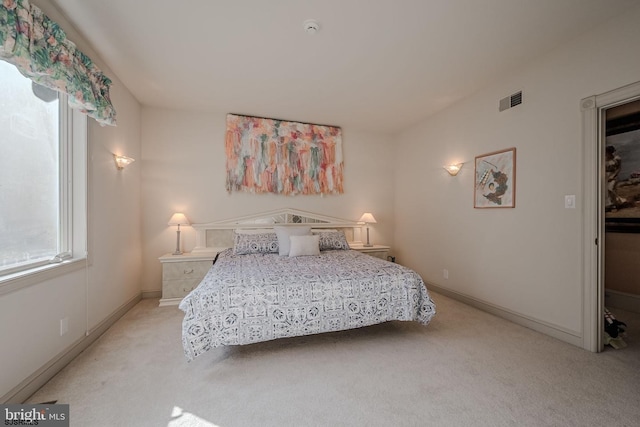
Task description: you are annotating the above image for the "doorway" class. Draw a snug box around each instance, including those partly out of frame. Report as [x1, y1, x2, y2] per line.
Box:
[603, 99, 640, 349]
[581, 81, 640, 352]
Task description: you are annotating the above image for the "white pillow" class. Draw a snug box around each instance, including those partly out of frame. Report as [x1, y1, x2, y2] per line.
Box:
[274, 226, 311, 256]
[288, 235, 320, 257]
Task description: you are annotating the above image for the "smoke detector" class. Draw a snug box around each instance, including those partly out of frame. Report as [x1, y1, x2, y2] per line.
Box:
[303, 19, 320, 35]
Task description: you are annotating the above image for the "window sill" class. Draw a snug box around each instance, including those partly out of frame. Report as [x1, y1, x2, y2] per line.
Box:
[0, 258, 87, 296]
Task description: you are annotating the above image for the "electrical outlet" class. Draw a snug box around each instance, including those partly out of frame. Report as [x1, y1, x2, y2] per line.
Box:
[60, 317, 68, 336]
[565, 195, 576, 209]
[443, 269, 449, 280]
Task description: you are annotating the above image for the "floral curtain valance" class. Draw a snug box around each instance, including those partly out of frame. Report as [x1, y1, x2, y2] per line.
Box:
[0, 0, 116, 126]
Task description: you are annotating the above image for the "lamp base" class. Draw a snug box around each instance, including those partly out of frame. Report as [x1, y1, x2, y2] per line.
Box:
[363, 227, 373, 247]
[173, 229, 182, 256]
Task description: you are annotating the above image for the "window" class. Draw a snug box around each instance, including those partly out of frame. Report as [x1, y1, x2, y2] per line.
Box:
[0, 60, 86, 280]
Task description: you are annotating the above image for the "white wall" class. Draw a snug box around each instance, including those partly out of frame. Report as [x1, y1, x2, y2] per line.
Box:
[0, 1, 142, 400]
[140, 108, 395, 292]
[393, 5, 640, 338]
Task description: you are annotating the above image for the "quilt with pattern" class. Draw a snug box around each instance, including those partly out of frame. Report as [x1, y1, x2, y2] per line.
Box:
[179, 249, 436, 360]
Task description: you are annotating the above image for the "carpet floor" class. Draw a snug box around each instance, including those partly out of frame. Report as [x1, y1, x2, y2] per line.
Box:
[28, 292, 640, 427]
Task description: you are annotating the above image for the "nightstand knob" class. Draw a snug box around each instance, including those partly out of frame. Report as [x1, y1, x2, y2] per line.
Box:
[184, 268, 194, 275]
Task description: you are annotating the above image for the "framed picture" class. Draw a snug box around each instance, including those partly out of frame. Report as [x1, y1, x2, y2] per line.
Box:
[474, 148, 516, 208]
[604, 99, 640, 233]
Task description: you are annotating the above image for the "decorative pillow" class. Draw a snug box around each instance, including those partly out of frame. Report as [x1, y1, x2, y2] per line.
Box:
[288, 235, 320, 257]
[233, 232, 279, 255]
[274, 226, 312, 256]
[313, 230, 350, 251]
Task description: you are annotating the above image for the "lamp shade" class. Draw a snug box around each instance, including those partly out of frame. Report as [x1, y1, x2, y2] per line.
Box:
[358, 212, 377, 224]
[444, 163, 463, 176]
[114, 154, 135, 170]
[168, 213, 190, 226]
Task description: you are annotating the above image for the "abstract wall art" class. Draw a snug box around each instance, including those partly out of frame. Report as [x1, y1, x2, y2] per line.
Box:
[225, 114, 344, 196]
[474, 148, 516, 208]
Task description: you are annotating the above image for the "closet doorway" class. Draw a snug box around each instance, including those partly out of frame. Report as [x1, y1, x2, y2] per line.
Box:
[603, 99, 640, 349]
[581, 81, 640, 352]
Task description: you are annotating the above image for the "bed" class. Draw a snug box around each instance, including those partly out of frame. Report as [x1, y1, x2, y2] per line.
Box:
[178, 209, 436, 361]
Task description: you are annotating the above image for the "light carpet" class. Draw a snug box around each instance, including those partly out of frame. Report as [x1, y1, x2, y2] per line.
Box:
[28, 293, 640, 427]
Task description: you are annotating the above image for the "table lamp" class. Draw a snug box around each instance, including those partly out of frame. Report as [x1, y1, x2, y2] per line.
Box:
[358, 212, 377, 247]
[168, 213, 190, 255]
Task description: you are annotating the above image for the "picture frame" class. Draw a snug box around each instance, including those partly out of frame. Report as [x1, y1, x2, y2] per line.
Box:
[474, 148, 516, 208]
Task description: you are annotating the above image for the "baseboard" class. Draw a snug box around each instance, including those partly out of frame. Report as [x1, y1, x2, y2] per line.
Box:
[605, 289, 640, 313]
[427, 283, 583, 348]
[1, 293, 142, 404]
[142, 290, 162, 299]
[159, 297, 181, 307]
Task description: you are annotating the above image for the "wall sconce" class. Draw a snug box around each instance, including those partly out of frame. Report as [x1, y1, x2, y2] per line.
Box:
[444, 163, 463, 176]
[358, 212, 377, 247]
[114, 154, 135, 170]
[168, 212, 190, 255]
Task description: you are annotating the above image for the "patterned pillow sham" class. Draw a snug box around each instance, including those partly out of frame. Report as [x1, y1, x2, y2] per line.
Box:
[313, 230, 350, 251]
[233, 232, 279, 255]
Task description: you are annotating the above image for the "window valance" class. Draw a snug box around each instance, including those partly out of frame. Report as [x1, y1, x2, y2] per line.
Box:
[0, 0, 116, 126]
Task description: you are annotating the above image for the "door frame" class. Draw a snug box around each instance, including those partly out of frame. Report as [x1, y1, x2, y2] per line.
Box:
[581, 80, 640, 352]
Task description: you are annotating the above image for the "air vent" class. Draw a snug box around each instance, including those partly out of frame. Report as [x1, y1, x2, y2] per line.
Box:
[499, 91, 523, 112]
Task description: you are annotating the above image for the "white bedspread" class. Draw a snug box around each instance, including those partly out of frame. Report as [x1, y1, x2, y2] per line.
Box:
[179, 249, 436, 360]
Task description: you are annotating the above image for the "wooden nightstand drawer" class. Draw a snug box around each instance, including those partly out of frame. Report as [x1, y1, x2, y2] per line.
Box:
[350, 244, 391, 260]
[158, 252, 218, 306]
[162, 278, 204, 299]
[162, 261, 212, 280]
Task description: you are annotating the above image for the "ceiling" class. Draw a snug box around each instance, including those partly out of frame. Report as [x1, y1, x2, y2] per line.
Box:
[51, 0, 636, 134]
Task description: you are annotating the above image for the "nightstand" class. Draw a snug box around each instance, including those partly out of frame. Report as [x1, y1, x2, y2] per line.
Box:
[158, 252, 218, 306]
[349, 244, 391, 260]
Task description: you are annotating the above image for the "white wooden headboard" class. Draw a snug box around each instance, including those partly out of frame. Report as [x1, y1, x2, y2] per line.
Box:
[191, 208, 364, 254]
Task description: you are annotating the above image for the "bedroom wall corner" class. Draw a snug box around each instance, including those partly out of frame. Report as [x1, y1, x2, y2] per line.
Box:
[392, 4, 640, 345]
[140, 107, 395, 293]
[0, 1, 143, 402]
[85, 79, 143, 330]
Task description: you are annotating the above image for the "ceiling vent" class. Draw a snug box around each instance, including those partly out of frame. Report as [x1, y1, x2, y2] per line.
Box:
[499, 91, 523, 112]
